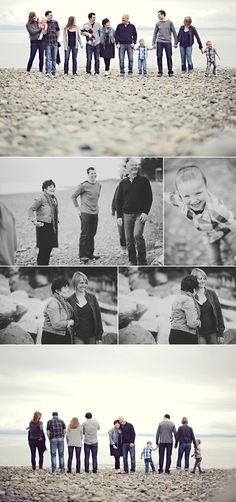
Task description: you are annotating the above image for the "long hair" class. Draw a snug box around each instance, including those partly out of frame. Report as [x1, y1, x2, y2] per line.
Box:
[70, 417, 80, 428]
[28, 12, 36, 24]
[32, 411, 42, 422]
[66, 16, 76, 29]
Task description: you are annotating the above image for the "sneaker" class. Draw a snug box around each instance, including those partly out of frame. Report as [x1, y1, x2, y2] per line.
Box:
[80, 257, 89, 264]
[120, 73, 125, 77]
[157, 73, 163, 77]
[91, 254, 100, 260]
[168, 72, 174, 77]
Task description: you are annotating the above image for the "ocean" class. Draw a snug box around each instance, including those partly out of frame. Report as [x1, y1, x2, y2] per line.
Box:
[0, 27, 235, 70]
[0, 433, 235, 469]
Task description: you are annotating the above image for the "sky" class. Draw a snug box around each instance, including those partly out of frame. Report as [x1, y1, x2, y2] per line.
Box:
[0, 345, 236, 436]
[0, 0, 236, 29]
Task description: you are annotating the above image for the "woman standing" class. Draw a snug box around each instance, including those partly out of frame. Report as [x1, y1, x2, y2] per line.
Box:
[28, 179, 58, 265]
[169, 275, 201, 344]
[26, 12, 45, 73]
[42, 277, 74, 344]
[63, 16, 83, 75]
[66, 417, 83, 473]
[175, 417, 196, 471]
[28, 411, 46, 470]
[68, 271, 103, 344]
[191, 268, 225, 344]
[177, 16, 203, 72]
[108, 420, 122, 473]
[100, 18, 115, 75]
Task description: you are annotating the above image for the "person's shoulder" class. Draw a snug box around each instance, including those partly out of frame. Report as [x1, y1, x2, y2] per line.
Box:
[205, 287, 217, 298]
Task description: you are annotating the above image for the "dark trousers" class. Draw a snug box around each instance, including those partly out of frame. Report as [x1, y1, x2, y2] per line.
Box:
[123, 213, 146, 264]
[158, 443, 173, 473]
[29, 439, 44, 470]
[67, 446, 81, 472]
[104, 58, 111, 71]
[157, 42, 173, 74]
[64, 47, 78, 74]
[84, 443, 98, 473]
[169, 329, 198, 345]
[27, 40, 44, 72]
[145, 458, 155, 473]
[192, 458, 202, 473]
[37, 247, 52, 265]
[86, 44, 100, 74]
[122, 443, 135, 473]
[79, 212, 98, 259]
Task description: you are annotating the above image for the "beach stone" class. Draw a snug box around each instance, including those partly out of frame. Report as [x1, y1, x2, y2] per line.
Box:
[119, 295, 148, 329]
[0, 294, 28, 329]
[0, 323, 34, 344]
[223, 329, 236, 344]
[119, 323, 156, 344]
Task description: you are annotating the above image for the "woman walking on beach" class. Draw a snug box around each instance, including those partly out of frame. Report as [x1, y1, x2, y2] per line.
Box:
[177, 16, 203, 72]
[175, 417, 196, 471]
[42, 277, 74, 344]
[63, 16, 83, 76]
[100, 18, 115, 75]
[28, 179, 58, 265]
[169, 275, 201, 344]
[108, 420, 122, 473]
[66, 417, 83, 473]
[27, 411, 46, 471]
[191, 268, 225, 344]
[68, 271, 103, 344]
[26, 12, 46, 73]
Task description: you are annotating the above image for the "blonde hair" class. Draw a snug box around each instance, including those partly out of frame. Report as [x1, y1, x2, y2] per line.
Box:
[139, 38, 145, 44]
[69, 417, 80, 428]
[191, 268, 207, 281]
[175, 166, 207, 191]
[32, 411, 42, 422]
[71, 271, 88, 290]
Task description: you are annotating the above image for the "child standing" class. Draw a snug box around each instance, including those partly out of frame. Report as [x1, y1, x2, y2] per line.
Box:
[191, 439, 203, 473]
[141, 441, 157, 473]
[203, 40, 220, 76]
[135, 39, 151, 75]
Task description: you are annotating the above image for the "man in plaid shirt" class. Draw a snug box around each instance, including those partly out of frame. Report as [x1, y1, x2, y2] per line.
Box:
[47, 411, 66, 474]
[43, 10, 60, 76]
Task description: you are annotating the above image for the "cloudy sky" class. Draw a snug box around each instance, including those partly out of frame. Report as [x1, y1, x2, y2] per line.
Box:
[0, 0, 236, 28]
[0, 346, 236, 436]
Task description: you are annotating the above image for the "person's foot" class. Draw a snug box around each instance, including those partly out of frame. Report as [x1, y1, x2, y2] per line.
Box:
[80, 257, 89, 264]
[165, 470, 170, 474]
[128, 262, 137, 266]
[157, 73, 162, 77]
[158, 469, 163, 474]
[91, 254, 100, 260]
[67, 470, 71, 473]
[190, 471, 195, 474]
[114, 469, 121, 474]
[168, 72, 174, 77]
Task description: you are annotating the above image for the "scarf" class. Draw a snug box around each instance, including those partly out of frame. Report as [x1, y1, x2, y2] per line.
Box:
[53, 292, 74, 319]
[44, 192, 58, 233]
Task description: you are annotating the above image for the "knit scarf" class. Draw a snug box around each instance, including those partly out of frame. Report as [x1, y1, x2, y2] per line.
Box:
[44, 192, 58, 233]
[53, 292, 74, 319]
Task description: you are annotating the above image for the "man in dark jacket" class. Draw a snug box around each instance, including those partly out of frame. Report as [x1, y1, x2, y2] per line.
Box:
[175, 417, 196, 470]
[115, 14, 137, 76]
[119, 416, 136, 473]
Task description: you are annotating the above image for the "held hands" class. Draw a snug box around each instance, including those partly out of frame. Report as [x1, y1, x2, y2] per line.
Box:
[113, 445, 118, 449]
[117, 217, 123, 227]
[68, 320, 74, 327]
[173, 44, 178, 48]
[34, 221, 44, 227]
[139, 213, 148, 223]
[131, 43, 135, 49]
[129, 443, 134, 448]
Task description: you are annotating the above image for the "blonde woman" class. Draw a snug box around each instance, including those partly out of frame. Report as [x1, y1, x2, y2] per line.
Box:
[66, 417, 83, 473]
[63, 16, 83, 75]
[27, 411, 46, 470]
[177, 16, 203, 72]
[68, 271, 103, 344]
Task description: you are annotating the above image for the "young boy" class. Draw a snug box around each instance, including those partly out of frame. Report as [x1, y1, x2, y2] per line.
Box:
[141, 441, 157, 474]
[134, 39, 152, 75]
[203, 40, 220, 76]
[164, 165, 236, 265]
[191, 439, 203, 473]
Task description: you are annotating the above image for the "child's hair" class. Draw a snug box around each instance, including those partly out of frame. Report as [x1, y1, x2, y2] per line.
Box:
[147, 440, 152, 445]
[175, 165, 207, 191]
[206, 41, 212, 45]
[139, 38, 145, 44]
[196, 439, 201, 444]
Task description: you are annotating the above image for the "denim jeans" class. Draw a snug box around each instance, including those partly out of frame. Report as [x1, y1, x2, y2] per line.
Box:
[79, 212, 98, 259]
[50, 437, 65, 473]
[158, 443, 173, 473]
[176, 442, 192, 469]
[45, 43, 58, 75]
[86, 44, 100, 74]
[180, 46, 193, 71]
[117, 217, 126, 248]
[119, 44, 134, 74]
[84, 443, 98, 472]
[64, 47, 78, 74]
[29, 439, 44, 470]
[138, 59, 147, 74]
[27, 40, 45, 72]
[156, 42, 173, 74]
[67, 446, 81, 472]
[145, 458, 155, 473]
[123, 213, 146, 264]
[122, 443, 136, 472]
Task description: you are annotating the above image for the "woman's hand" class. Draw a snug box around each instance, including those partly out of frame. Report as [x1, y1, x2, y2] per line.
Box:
[68, 320, 74, 327]
[113, 445, 118, 449]
[35, 221, 44, 227]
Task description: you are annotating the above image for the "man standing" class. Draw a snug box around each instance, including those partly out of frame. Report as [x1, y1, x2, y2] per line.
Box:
[43, 10, 60, 77]
[116, 159, 153, 265]
[81, 12, 101, 75]
[72, 167, 101, 264]
[118, 416, 136, 473]
[152, 10, 178, 76]
[156, 413, 177, 474]
[82, 412, 100, 473]
[47, 411, 66, 474]
[115, 15, 137, 76]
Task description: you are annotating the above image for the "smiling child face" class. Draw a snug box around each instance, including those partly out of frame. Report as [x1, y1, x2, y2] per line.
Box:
[177, 177, 207, 212]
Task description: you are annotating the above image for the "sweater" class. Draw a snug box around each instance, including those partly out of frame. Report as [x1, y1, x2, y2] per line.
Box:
[81, 21, 101, 46]
[116, 175, 153, 218]
[121, 422, 136, 444]
[63, 27, 83, 50]
[170, 291, 201, 335]
[28, 193, 58, 224]
[156, 420, 177, 444]
[152, 20, 178, 45]
[43, 296, 71, 336]
[115, 23, 137, 45]
[175, 425, 196, 448]
[177, 25, 202, 49]
[66, 425, 83, 447]
[82, 419, 100, 444]
[26, 21, 42, 41]
[72, 181, 101, 214]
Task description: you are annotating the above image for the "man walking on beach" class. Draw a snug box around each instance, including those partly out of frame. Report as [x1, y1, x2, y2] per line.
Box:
[152, 10, 178, 76]
[47, 411, 66, 474]
[82, 412, 100, 473]
[81, 13, 101, 75]
[156, 413, 177, 474]
[43, 11, 60, 77]
[72, 167, 101, 264]
[116, 158, 153, 265]
[118, 416, 136, 473]
[115, 15, 137, 76]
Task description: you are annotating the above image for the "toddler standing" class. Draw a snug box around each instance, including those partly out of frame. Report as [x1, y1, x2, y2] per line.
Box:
[135, 39, 152, 75]
[141, 441, 157, 473]
[203, 40, 220, 76]
[191, 439, 204, 473]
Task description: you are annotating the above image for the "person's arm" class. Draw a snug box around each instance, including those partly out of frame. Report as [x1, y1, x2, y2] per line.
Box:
[191, 428, 197, 448]
[156, 425, 160, 446]
[116, 181, 124, 222]
[93, 295, 103, 342]
[28, 196, 43, 219]
[175, 427, 179, 448]
[173, 424, 177, 441]
[77, 27, 83, 48]
[26, 23, 42, 35]
[143, 178, 153, 214]
[115, 25, 120, 45]
[132, 25, 137, 45]
[177, 27, 181, 44]
[130, 424, 135, 445]
[71, 184, 84, 210]
[111, 186, 119, 216]
[170, 22, 178, 46]
[193, 27, 203, 50]
[96, 421, 100, 431]
[152, 23, 158, 47]
[63, 28, 67, 50]
[184, 297, 201, 329]
[56, 21, 60, 40]
[211, 290, 225, 335]
[215, 48, 220, 59]
[46, 299, 72, 330]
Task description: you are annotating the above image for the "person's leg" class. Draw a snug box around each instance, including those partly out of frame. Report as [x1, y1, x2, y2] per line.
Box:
[158, 443, 165, 472]
[104, 58, 110, 71]
[184, 444, 191, 470]
[145, 459, 149, 474]
[165, 443, 173, 473]
[186, 46, 193, 71]
[157, 43, 164, 74]
[58, 438, 65, 472]
[213, 62, 216, 75]
[123, 214, 137, 264]
[191, 459, 197, 473]
[130, 445, 135, 472]
[38, 41, 45, 72]
[79, 213, 91, 259]
[133, 215, 146, 264]
[122, 444, 129, 472]
[138, 58, 142, 75]
[150, 458, 156, 472]
[50, 438, 57, 473]
[27, 42, 38, 72]
[198, 335, 207, 345]
[64, 48, 70, 74]
[86, 44, 93, 74]
[176, 443, 185, 468]
[37, 247, 52, 265]
[165, 43, 173, 74]
[38, 443, 44, 469]
[117, 218, 126, 248]
[206, 333, 218, 344]
[180, 46, 187, 72]
[207, 240, 222, 265]
[84, 444, 90, 472]
[72, 48, 78, 74]
[46, 44, 53, 75]
[205, 60, 211, 76]
[87, 214, 98, 259]
[119, 45, 125, 74]
[143, 59, 147, 75]
[127, 44, 134, 74]
[29, 441, 37, 470]
[51, 43, 57, 75]
[114, 451, 120, 470]
[91, 443, 98, 472]
[75, 446, 81, 473]
[67, 446, 73, 472]
[197, 460, 203, 473]
[94, 44, 100, 74]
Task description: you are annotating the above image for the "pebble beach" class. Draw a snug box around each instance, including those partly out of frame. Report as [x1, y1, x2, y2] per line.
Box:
[0, 467, 236, 502]
[0, 68, 235, 157]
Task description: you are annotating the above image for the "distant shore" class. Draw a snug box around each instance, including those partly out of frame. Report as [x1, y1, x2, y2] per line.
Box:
[0, 68, 235, 157]
[0, 467, 236, 501]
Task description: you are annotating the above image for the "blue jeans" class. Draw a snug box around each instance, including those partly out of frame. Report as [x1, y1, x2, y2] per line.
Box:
[64, 47, 78, 74]
[27, 40, 45, 72]
[176, 443, 192, 469]
[138, 58, 147, 74]
[84, 443, 98, 473]
[156, 42, 173, 74]
[67, 446, 81, 472]
[158, 443, 173, 473]
[122, 443, 135, 472]
[180, 46, 193, 71]
[86, 44, 100, 74]
[50, 437, 65, 473]
[123, 213, 146, 264]
[145, 458, 155, 473]
[119, 44, 134, 74]
[45, 43, 57, 75]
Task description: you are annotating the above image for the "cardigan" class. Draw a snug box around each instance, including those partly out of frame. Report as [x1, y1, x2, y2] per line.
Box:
[63, 27, 83, 50]
[170, 291, 201, 335]
[178, 25, 203, 49]
[198, 288, 225, 336]
[28, 193, 58, 224]
[43, 296, 71, 336]
[68, 292, 103, 341]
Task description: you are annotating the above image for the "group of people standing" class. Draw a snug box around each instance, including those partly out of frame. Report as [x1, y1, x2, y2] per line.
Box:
[28, 411, 203, 475]
[26, 10, 219, 77]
